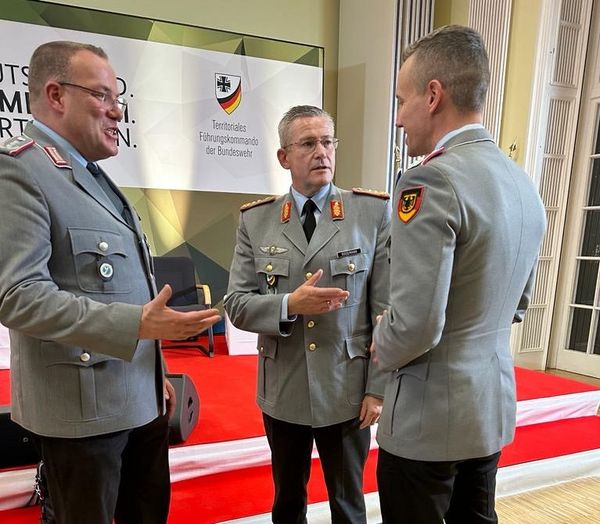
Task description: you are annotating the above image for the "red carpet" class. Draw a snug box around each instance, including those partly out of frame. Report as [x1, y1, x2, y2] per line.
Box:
[5, 416, 600, 523]
[514, 367, 599, 400]
[1, 336, 599, 523]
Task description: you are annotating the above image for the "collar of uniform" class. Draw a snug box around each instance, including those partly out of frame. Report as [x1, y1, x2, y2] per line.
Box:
[434, 123, 485, 151]
[291, 183, 330, 216]
[32, 119, 86, 170]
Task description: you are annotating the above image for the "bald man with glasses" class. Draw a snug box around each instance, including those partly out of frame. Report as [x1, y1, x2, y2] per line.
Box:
[225, 105, 391, 523]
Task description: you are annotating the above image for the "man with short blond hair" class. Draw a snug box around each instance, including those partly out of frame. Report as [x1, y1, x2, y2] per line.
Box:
[372, 26, 546, 523]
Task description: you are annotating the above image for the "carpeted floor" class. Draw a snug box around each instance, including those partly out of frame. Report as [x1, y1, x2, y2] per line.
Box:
[1, 336, 600, 523]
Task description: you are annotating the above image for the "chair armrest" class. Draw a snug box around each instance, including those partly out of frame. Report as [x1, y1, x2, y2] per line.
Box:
[196, 284, 212, 306]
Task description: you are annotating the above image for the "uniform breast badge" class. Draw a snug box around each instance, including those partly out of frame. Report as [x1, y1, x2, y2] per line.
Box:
[398, 186, 425, 224]
[264, 261, 277, 293]
[97, 257, 114, 281]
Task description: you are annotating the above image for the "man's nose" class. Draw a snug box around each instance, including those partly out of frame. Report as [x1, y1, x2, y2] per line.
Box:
[109, 105, 124, 122]
[313, 140, 328, 155]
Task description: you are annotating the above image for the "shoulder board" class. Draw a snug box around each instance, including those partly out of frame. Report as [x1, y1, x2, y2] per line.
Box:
[0, 135, 35, 157]
[240, 195, 276, 212]
[421, 146, 445, 165]
[352, 187, 390, 200]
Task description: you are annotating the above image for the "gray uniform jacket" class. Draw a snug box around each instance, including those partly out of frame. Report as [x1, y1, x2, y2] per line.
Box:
[225, 184, 391, 427]
[373, 128, 546, 461]
[0, 123, 164, 438]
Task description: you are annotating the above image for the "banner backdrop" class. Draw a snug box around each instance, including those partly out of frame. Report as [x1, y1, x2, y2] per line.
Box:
[0, 1, 324, 194]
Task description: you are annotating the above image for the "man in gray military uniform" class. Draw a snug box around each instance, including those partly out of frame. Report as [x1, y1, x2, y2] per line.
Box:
[0, 41, 220, 523]
[371, 26, 546, 523]
[225, 105, 391, 523]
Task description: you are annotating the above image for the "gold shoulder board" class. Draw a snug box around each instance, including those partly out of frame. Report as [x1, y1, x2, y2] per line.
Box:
[240, 195, 277, 211]
[352, 187, 390, 200]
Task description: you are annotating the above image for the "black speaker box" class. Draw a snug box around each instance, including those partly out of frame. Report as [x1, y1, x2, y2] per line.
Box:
[166, 373, 200, 444]
[0, 405, 40, 468]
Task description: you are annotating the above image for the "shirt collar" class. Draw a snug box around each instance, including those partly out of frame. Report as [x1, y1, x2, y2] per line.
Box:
[32, 119, 88, 169]
[434, 123, 485, 150]
[291, 183, 331, 215]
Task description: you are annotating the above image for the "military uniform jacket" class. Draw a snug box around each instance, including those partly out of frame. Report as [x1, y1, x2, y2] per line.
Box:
[225, 184, 391, 427]
[373, 128, 546, 461]
[0, 123, 165, 438]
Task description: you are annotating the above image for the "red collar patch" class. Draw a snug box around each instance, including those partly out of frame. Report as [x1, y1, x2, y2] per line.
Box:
[421, 146, 445, 165]
[330, 199, 344, 220]
[43, 146, 70, 168]
[281, 201, 292, 223]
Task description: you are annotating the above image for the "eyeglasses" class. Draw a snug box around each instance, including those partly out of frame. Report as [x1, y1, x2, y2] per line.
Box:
[59, 82, 127, 112]
[284, 137, 339, 154]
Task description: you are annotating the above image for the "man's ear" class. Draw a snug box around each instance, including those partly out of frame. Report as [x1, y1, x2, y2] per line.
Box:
[426, 79, 443, 114]
[45, 81, 65, 113]
[277, 147, 290, 169]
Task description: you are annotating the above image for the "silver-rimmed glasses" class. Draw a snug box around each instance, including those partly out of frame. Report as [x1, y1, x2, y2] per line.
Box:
[284, 137, 339, 154]
[59, 82, 127, 112]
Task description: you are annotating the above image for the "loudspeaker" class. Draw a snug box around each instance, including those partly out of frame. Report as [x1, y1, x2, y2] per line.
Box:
[166, 373, 200, 444]
[0, 405, 40, 468]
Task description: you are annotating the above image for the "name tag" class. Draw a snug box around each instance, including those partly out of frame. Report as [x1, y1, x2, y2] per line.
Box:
[337, 248, 361, 258]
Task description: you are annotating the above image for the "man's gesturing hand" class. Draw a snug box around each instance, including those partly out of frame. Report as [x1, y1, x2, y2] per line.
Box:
[139, 285, 221, 340]
[287, 269, 349, 316]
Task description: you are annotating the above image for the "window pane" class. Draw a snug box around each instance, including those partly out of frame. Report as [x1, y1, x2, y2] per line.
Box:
[588, 159, 600, 206]
[594, 324, 600, 356]
[573, 260, 598, 305]
[567, 307, 591, 352]
[581, 210, 600, 257]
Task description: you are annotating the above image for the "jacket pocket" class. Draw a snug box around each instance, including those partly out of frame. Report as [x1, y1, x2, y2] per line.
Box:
[257, 336, 278, 405]
[344, 333, 370, 405]
[381, 356, 429, 440]
[330, 252, 369, 305]
[69, 227, 132, 294]
[254, 257, 290, 294]
[41, 341, 126, 422]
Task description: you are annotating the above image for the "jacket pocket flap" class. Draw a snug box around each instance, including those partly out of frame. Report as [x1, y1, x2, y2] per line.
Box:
[69, 227, 127, 257]
[257, 337, 277, 359]
[345, 334, 370, 359]
[395, 359, 429, 380]
[255, 257, 290, 277]
[330, 252, 369, 276]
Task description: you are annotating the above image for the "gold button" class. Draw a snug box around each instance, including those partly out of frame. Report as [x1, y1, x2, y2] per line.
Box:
[266, 264, 273, 272]
[307, 320, 315, 328]
[348, 263, 355, 272]
[80, 352, 91, 362]
[308, 343, 317, 351]
[305, 272, 313, 280]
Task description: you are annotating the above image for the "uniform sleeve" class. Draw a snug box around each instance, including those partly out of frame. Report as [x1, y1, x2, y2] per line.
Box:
[224, 212, 292, 336]
[373, 164, 460, 371]
[365, 198, 392, 395]
[0, 156, 142, 361]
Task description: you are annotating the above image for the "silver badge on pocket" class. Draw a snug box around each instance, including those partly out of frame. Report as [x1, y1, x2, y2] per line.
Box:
[97, 259, 114, 281]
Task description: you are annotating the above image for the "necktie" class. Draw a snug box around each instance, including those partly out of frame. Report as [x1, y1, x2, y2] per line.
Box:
[87, 162, 132, 225]
[302, 199, 317, 242]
